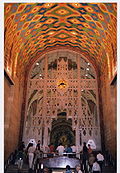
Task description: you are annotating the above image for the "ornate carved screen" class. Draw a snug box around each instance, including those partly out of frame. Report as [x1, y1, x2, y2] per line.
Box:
[23, 50, 101, 150]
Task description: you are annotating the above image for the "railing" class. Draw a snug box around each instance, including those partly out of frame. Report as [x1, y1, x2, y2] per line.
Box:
[33, 152, 82, 159]
[32, 152, 81, 173]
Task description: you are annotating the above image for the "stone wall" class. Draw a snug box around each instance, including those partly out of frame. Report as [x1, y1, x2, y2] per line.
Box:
[100, 71, 117, 160]
[4, 74, 23, 160]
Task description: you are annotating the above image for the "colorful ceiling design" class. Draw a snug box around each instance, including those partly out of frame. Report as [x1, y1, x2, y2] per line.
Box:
[4, 3, 117, 78]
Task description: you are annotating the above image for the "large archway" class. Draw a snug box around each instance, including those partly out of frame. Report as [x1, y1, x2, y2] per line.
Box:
[23, 49, 101, 150]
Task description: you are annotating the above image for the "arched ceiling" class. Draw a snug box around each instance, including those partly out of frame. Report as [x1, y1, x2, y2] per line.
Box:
[4, 3, 117, 77]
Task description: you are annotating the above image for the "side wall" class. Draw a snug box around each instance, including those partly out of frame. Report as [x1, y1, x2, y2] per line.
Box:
[100, 71, 117, 160]
[4, 74, 23, 160]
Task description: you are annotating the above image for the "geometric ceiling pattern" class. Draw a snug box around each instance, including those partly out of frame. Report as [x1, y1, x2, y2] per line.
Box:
[4, 3, 117, 77]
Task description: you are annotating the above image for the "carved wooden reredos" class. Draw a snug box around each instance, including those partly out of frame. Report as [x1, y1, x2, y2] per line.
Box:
[23, 49, 101, 150]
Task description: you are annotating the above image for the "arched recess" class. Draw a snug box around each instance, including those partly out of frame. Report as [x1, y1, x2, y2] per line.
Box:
[50, 115, 75, 148]
[22, 49, 101, 150]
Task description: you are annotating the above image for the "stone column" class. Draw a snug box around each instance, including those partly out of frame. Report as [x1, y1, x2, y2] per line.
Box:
[75, 123, 80, 146]
[47, 129, 50, 145]
[43, 124, 48, 146]
[76, 54, 82, 146]
[42, 56, 48, 146]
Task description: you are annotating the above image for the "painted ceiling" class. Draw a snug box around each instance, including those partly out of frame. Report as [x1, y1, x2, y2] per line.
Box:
[4, 3, 117, 77]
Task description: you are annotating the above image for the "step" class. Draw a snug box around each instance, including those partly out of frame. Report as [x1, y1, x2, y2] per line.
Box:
[102, 166, 116, 173]
[5, 164, 116, 173]
[6, 164, 29, 173]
